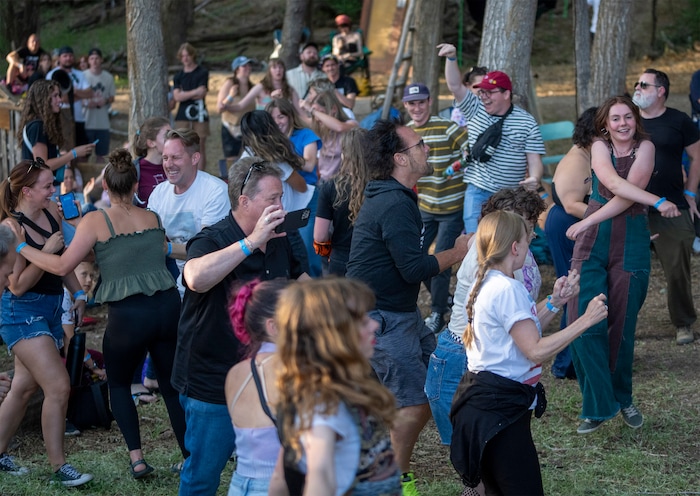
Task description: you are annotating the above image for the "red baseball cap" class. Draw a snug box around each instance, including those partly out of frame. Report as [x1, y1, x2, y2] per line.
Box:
[473, 71, 512, 92]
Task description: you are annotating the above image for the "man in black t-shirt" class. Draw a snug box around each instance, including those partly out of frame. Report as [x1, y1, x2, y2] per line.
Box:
[321, 54, 358, 110]
[4, 33, 47, 93]
[633, 68, 700, 345]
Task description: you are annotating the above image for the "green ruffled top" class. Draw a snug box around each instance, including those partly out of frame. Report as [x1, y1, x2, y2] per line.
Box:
[93, 210, 175, 304]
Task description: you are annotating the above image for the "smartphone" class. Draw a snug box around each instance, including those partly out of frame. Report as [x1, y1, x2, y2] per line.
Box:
[275, 208, 311, 234]
[59, 192, 81, 220]
[93, 139, 100, 145]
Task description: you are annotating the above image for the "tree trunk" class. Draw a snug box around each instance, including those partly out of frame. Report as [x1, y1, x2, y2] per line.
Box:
[126, 0, 169, 143]
[279, 0, 310, 69]
[412, 0, 447, 115]
[478, 0, 537, 114]
[0, 0, 40, 51]
[589, 0, 632, 106]
[573, 0, 593, 113]
[161, 0, 194, 65]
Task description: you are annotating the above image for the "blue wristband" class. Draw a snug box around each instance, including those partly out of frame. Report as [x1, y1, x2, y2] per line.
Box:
[684, 189, 696, 198]
[73, 289, 86, 299]
[83, 353, 91, 363]
[546, 295, 560, 314]
[653, 197, 667, 209]
[72, 149, 77, 159]
[447, 56, 457, 61]
[15, 241, 27, 253]
[166, 242, 172, 257]
[239, 239, 252, 257]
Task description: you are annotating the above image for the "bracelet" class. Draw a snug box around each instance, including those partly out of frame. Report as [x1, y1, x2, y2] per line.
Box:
[83, 353, 91, 363]
[447, 56, 457, 61]
[653, 197, 667, 209]
[73, 289, 86, 299]
[225, 95, 234, 103]
[243, 237, 254, 253]
[546, 295, 560, 314]
[71, 149, 77, 159]
[166, 242, 172, 257]
[15, 241, 27, 253]
[239, 238, 252, 257]
[684, 189, 696, 198]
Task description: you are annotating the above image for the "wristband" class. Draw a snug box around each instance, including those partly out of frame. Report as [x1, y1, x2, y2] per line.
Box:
[15, 241, 27, 253]
[546, 295, 560, 314]
[73, 289, 86, 299]
[653, 197, 666, 209]
[83, 353, 91, 363]
[239, 238, 252, 257]
[684, 189, 696, 198]
[166, 242, 172, 257]
[447, 56, 457, 61]
[225, 95, 234, 103]
[72, 149, 78, 159]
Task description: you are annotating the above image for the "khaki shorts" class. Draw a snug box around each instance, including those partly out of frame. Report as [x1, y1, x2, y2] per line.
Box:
[174, 119, 211, 138]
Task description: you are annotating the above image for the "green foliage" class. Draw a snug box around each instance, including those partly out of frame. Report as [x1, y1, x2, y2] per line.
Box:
[325, 0, 363, 22]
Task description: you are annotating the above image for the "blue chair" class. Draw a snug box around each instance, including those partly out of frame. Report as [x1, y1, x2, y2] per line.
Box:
[539, 120, 575, 175]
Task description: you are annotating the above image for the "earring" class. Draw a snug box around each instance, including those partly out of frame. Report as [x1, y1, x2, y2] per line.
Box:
[601, 128, 609, 135]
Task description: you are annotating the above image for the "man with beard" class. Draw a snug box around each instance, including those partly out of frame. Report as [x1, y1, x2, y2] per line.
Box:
[346, 120, 470, 496]
[47, 46, 93, 148]
[402, 83, 468, 334]
[286, 41, 324, 99]
[633, 69, 700, 345]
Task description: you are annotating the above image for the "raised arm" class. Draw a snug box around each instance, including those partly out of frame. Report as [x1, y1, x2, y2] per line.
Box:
[437, 43, 468, 103]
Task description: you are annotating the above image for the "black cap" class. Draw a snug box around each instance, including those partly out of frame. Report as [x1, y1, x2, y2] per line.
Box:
[58, 46, 73, 55]
[88, 48, 102, 58]
[301, 41, 319, 52]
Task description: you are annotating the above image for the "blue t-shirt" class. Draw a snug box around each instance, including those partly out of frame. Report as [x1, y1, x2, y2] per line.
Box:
[290, 127, 322, 186]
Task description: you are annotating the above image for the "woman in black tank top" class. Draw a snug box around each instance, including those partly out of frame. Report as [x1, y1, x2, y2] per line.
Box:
[0, 159, 93, 485]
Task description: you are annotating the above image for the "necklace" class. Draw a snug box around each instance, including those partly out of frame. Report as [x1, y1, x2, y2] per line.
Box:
[611, 142, 633, 157]
[117, 203, 132, 216]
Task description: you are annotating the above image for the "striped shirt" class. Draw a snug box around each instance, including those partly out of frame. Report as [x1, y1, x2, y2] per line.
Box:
[457, 91, 545, 193]
[408, 116, 468, 214]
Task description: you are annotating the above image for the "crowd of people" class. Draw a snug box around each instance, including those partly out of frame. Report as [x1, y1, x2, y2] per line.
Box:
[0, 23, 699, 496]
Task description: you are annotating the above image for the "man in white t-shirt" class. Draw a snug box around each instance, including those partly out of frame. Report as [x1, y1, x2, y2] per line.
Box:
[83, 48, 116, 162]
[149, 129, 230, 296]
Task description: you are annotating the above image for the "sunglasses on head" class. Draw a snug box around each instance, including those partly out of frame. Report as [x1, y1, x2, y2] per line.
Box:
[240, 161, 266, 196]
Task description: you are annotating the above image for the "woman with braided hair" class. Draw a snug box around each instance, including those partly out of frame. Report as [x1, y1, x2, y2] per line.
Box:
[450, 210, 607, 495]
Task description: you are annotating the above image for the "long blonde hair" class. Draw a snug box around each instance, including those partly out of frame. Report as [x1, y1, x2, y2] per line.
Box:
[275, 278, 396, 459]
[464, 211, 527, 347]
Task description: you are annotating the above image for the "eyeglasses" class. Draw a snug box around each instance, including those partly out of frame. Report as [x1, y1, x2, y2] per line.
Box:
[398, 139, 425, 154]
[25, 157, 46, 175]
[477, 89, 503, 98]
[634, 81, 661, 90]
[240, 161, 266, 196]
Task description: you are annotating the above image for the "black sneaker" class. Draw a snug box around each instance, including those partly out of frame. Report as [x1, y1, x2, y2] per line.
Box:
[64, 419, 81, 437]
[424, 312, 445, 335]
[50, 463, 93, 487]
[0, 452, 28, 475]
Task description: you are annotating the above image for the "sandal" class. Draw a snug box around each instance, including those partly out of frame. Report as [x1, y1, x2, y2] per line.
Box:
[132, 391, 158, 405]
[170, 460, 184, 475]
[130, 459, 154, 479]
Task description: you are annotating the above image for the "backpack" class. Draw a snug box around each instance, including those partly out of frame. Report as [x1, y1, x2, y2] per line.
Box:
[470, 105, 514, 164]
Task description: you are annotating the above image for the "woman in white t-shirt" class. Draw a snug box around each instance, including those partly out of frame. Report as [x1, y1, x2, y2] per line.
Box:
[269, 278, 401, 496]
[451, 211, 607, 495]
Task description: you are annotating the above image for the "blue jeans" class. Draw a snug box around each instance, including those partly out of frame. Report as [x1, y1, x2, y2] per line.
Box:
[424, 330, 466, 444]
[463, 183, 494, 233]
[227, 472, 270, 496]
[179, 395, 236, 496]
[298, 186, 322, 277]
[420, 210, 464, 315]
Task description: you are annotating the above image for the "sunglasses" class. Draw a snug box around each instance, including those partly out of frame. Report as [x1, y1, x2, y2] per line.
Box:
[398, 139, 425, 154]
[240, 161, 266, 196]
[634, 81, 661, 90]
[25, 157, 46, 175]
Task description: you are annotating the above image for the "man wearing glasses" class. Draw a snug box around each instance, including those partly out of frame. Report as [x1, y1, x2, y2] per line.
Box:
[172, 156, 308, 495]
[632, 69, 700, 345]
[438, 43, 545, 234]
[402, 83, 468, 335]
[347, 120, 470, 496]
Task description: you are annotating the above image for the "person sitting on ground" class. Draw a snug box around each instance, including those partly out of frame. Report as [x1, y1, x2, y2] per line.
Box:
[224, 278, 291, 496]
[269, 278, 401, 496]
[331, 15, 364, 72]
[16, 149, 188, 480]
[4, 33, 47, 94]
[320, 54, 358, 110]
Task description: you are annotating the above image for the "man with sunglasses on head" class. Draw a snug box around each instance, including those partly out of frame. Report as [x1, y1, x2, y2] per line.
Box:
[632, 69, 700, 345]
[172, 156, 308, 495]
[347, 120, 470, 496]
[402, 83, 468, 335]
[438, 43, 545, 235]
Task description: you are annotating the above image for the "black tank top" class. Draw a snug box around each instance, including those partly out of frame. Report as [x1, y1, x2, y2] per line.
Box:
[14, 209, 64, 295]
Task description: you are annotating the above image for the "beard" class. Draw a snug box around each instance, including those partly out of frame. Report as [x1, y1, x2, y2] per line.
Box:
[633, 91, 655, 110]
[303, 57, 319, 68]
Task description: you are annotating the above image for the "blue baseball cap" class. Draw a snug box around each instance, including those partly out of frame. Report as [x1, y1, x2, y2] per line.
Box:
[231, 56, 252, 71]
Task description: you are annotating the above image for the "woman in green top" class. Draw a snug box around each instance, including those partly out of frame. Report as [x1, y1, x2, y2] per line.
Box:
[16, 148, 187, 479]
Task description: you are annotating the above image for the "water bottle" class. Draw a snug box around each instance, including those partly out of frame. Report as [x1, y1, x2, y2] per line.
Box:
[66, 328, 86, 388]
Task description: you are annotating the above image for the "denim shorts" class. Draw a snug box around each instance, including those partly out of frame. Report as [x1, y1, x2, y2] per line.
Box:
[0, 291, 64, 351]
[227, 472, 270, 496]
[425, 330, 467, 445]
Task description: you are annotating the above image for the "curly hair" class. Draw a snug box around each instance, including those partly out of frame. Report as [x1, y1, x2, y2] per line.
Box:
[240, 110, 304, 170]
[275, 278, 396, 460]
[0, 159, 52, 220]
[228, 278, 291, 359]
[464, 211, 527, 347]
[261, 59, 294, 101]
[333, 128, 369, 224]
[364, 119, 404, 180]
[572, 107, 598, 149]
[104, 148, 138, 198]
[17, 80, 63, 150]
[480, 186, 546, 227]
[595, 95, 649, 143]
[133, 116, 170, 157]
